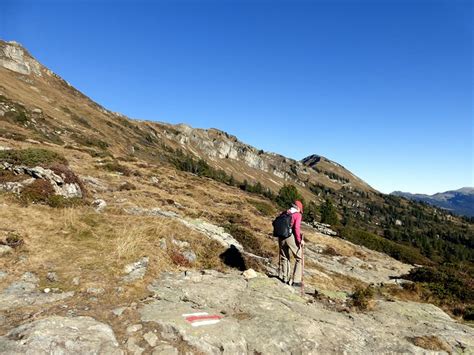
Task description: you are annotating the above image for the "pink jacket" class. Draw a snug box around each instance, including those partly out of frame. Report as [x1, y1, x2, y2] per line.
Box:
[287, 210, 302, 244]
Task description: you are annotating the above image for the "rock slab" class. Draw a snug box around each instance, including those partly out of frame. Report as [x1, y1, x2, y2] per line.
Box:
[142, 271, 474, 354]
[0, 316, 123, 354]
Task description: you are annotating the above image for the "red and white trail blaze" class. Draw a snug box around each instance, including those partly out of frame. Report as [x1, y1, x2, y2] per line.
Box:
[182, 312, 223, 327]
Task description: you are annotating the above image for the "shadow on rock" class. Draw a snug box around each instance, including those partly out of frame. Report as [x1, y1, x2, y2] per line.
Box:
[219, 245, 246, 271]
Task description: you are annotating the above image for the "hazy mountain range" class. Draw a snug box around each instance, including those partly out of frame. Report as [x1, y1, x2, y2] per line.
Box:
[391, 188, 474, 217]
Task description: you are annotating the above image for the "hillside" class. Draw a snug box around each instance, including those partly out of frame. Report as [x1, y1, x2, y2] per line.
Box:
[0, 39, 473, 353]
[392, 188, 474, 218]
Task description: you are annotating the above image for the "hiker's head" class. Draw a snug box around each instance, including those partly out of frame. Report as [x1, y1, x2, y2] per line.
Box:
[293, 200, 303, 213]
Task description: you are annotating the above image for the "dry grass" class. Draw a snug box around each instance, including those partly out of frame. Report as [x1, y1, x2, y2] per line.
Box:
[408, 335, 452, 352]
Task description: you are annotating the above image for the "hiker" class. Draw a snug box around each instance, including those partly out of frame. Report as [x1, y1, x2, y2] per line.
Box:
[278, 200, 304, 286]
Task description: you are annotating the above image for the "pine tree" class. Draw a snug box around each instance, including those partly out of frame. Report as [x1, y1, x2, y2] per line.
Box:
[320, 198, 338, 225]
[276, 184, 304, 210]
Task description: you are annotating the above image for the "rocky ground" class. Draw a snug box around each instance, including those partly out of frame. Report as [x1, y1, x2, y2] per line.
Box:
[0, 201, 473, 354]
[0, 266, 473, 354]
[0, 148, 472, 353]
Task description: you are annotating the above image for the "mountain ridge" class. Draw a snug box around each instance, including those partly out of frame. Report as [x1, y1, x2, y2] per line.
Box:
[0, 39, 376, 201]
[392, 187, 474, 217]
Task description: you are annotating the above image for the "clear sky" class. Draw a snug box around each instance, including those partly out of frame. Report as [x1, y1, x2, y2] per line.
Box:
[1, 0, 472, 194]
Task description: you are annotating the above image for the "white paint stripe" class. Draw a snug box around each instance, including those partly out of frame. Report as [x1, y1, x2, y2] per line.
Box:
[182, 312, 209, 317]
[191, 319, 221, 327]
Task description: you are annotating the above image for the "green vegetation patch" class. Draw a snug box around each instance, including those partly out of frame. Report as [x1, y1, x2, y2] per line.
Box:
[99, 161, 131, 176]
[0, 148, 68, 167]
[247, 199, 275, 216]
[402, 265, 474, 320]
[340, 227, 431, 265]
[71, 133, 109, 150]
[0, 128, 27, 141]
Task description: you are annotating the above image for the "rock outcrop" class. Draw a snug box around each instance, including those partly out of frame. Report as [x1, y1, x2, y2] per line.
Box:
[0, 41, 42, 76]
[1, 163, 83, 198]
[142, 270, 474, 354]
[0, 272, 74, 311]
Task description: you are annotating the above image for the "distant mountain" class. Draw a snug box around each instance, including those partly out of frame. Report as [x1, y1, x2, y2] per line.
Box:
[392, 188, 474, 217]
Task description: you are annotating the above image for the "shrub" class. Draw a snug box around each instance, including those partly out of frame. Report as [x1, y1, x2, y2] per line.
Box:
[70, 114, 91, 128]
[247, 199, 275, 216]
[48, 162, 84, 184]
[119, 182, 136, 191]
[224, 223, 271, 258]
[71, 133, 109, 150]
[0, 170, 28, 183]
[403, 266, 473, 303]
[169, 250, 191, 267]
[0, 148, 67, 167]
[350, 285, 375, 311]
[5, 109, 28, 124]
[21, 179, 55, 204]
[0, 129, 26, 141]
[100, 162, 131, 176]
[401, 282, 420, 293]
[464, 306, 474, 321]
[322, 246, 340, 256]
[1, 232, 24, 248]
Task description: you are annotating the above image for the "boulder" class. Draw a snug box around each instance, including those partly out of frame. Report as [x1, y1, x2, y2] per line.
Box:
[126, 337, 144, 355]
[182, 251, 197, 264]
[242, 268, 258, 280]
[92, 199, 107, 212]
[0, 245, 13, 256]
[122, 257, 148, 283]
[126, 324, 143, 333]
[0, 182, 25, 194]
[86, 287, 105, 295]
[112, 306, 127, 317]
[143, 331, 158, 347]
[46, 271, 58, 282]
[81, 175, 109, 192]
[171, 239, 190, 249]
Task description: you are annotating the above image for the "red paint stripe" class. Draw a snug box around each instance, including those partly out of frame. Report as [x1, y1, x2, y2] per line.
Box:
[185, 315, 222, 323]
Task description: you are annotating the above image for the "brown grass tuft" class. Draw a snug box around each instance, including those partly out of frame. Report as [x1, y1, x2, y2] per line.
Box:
[408, 335, 451, 352]
[350, 285, 375, 311]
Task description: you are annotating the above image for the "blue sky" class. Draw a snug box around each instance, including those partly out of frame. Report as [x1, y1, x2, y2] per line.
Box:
[1, 0, 472, 194]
